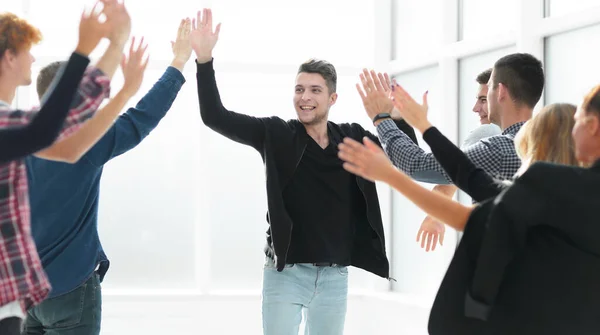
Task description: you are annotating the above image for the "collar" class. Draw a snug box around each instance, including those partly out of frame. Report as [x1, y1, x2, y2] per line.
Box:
[502, 121, 525, 136]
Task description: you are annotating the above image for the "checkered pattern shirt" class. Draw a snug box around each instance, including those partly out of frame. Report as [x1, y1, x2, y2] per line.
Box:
[377, 119, 524, 184]
[0, 67, 109, 310]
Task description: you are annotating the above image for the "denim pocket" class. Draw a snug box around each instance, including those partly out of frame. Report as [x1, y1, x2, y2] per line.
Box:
[43, 282, 87, 328]
[336, 266, 349, 276]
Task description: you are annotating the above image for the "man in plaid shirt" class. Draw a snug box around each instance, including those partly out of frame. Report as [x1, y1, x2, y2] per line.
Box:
[0, 3, 127, 332]
[358, 53, 545, 186]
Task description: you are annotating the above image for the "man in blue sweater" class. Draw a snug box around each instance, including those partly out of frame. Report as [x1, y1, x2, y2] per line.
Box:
[22, 19, 193, 335]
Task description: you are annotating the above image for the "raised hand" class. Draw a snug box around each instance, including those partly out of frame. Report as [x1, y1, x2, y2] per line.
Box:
[170, 18, 193, 70]
[337, 137, 396, 182]
[357, 69, 394, 121]
[102, 0, 131, 47]
[390, 83, 431, 133]
[76, 1, 112, 56]
[190, 8, 221, 63]
[416, 216, 445, 252]
[120, 36, 149, 97]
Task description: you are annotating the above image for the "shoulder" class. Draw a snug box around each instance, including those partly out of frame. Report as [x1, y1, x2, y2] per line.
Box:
[332, 121, 369, 138]
[462, 124, 502, 148]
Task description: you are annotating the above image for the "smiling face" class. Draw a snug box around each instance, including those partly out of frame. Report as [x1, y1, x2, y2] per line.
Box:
[293, 72, 337, 126]
[472, 83, 490, 124]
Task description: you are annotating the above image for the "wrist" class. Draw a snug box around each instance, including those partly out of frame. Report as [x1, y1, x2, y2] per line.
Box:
[195, 53, 212, 64]
[170, 58, 187, 71]
[416, 121, 433, 134]
[117, 86, 136, 100]
[372, 112, 392, 126]
[74, 43, 93, 57]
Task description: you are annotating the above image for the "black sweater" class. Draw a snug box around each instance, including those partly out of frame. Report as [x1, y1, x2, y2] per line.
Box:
[196, 58, 418, 278]
[0, 52, 90, 164]
[422, 126, 507, 202]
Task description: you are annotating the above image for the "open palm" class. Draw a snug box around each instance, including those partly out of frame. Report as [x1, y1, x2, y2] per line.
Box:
[190, 8, 221, 63]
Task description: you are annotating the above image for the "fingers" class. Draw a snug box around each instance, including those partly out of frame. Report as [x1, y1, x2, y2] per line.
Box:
[192, 18, 197, 30]
[361, 69, 376, 93]
[426, 233, 433, 252]
[439, 230, 444, 246]
[422, 90, 429, 109]
[129, 36, 136, 55]
[177, 18, 185, 38]
[120, 53, 126, 70]
[384, 73, 391, 90]
[370, 70, 384, 92]
[421, 231, 427, 249]
[362, 137, 381, 152]
[206, 8, 213, 29]
[356, 83, 366, 102]
[416, 228, 423, 242]
[214, 22, 221, 37]
[431, 234, 438, 251]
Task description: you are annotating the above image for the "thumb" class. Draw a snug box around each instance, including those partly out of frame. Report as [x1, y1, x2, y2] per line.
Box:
[422, 90, 429, 110]
[363, 137, 380, 152]
[120, 53, 126, 70]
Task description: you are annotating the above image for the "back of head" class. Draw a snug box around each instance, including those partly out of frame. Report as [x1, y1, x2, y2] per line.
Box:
[0, 12, 42, 66]
[36, 61, 65, 99]
[492, 53, 544, 109]
[515, 103, 577, 173]
[582, 84, 600, 118]
[297, 59, 337, 94]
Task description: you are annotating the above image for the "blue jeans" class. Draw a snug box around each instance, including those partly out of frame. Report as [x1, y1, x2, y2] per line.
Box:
[23, 273, 101, 335]
[262, 258, 349, 335]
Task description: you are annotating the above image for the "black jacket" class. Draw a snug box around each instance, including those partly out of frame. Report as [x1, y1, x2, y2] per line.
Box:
[429, 161, 600, 335]
[196, 59, 417, 278]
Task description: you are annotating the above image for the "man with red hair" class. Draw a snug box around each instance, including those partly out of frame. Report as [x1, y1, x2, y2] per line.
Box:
[0, 1, 129, 333]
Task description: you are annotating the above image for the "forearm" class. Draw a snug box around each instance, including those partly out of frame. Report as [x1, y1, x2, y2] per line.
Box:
[382, 167, 471, 231]
[94, 42, 125, 79]
[432, 184, 458, 198]
[0, 52, 90, 163]
[377, 119, 452, 184]
[34, 90, 131, 163]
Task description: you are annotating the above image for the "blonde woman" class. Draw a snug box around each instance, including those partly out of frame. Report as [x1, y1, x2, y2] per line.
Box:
[337, 84, 600, 334]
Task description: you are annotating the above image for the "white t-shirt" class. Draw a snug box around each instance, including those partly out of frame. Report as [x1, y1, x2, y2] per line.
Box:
[0, 300, 25, 321]
[461, 123, 502, 149]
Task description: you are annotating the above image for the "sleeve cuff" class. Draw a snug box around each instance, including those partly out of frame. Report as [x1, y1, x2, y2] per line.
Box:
[196, 58, 215, 73]
[165, 66, 186, 84]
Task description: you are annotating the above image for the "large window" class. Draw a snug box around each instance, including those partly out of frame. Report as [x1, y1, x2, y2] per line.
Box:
[545, 24, 600, 105]
[460, 0, 518, 40]
[545, 0, 600, 17]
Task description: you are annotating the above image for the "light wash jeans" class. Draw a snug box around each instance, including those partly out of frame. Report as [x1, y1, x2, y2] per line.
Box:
[262, 258, 348, 335]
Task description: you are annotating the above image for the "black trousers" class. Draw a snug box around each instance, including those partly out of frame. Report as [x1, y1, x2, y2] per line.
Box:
[0, 317, 22, 335]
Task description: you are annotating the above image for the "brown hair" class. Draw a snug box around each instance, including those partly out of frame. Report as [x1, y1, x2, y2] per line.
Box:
[0, 12, 42, 60]
[581, 84, 600, 117]
[515, 103, 577, 175]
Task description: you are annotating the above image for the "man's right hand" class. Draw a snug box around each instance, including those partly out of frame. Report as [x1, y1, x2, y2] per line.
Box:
[416, 215, 445, 252]
[190, 8, 221, 64]
[76, 1, 112, 56]
[356, 69, 394, 123]
[121, 37, 149, 98]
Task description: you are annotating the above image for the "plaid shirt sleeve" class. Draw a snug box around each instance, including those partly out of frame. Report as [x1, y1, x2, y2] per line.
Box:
[0, 67, 110, 136]
[377, 119, 520, 184]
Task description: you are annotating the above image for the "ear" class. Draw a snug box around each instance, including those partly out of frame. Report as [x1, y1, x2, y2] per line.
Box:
[497, 83, 508, 102]
[329, 92, 338, 106]
[588, 114, 600, 136]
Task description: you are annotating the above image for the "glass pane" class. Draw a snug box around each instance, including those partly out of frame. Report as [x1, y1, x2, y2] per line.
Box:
[546, 0, 600, 17]
[392, 0, 444, 63]
[389, 67, 456, 299]
[96, 68, 199, 290]
[210, 0, 375, 67]
[461, 0, 518, 40]
[457, 46, 515, 204]
[545, 24, 600, 106]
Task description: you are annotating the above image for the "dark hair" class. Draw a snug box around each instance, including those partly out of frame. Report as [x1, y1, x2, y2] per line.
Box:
[582, 84, 600, 117]
[36, 61, 64, 99]
[297, 59, 337, 94]
[476, 68, 492, 85]
[492, 53, 545, 108]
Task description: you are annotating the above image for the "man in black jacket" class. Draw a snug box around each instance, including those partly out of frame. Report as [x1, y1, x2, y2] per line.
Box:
[190, 8, 417, 335]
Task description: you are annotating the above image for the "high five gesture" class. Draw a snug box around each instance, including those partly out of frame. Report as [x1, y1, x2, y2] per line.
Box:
[190, 8, 221, 63]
